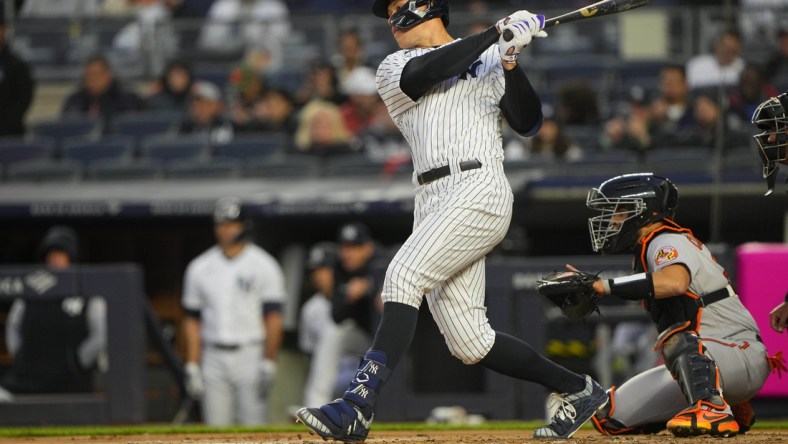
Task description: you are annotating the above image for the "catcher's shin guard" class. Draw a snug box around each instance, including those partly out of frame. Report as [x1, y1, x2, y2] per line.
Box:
[591, 387, 665, 435]
[657, 324, 722, 405]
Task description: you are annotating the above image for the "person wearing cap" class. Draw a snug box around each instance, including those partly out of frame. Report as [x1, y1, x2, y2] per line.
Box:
[181, 197, 286, 425]
[178, 80, 234, 144]
[0, 6, 35, 137]
[301, 223, 383, 407]
[2, 226, 107, 394]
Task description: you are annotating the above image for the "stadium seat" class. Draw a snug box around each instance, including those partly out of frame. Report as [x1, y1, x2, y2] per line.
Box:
[324, 154, 386, 177]
[88, 158, 164, 181]
[242, 155, 321, 178]
[0, 137, 55, 167]
[6, 159, 82, 183]
[643, 147, 713, 175]
[31, 117, 99, 146]
[212, 133, 289, 161]
[109, 113, 179, 142]
[141, 137, 209, 164]
[165, 158, 241, 179]
[61, 136, 135, 167]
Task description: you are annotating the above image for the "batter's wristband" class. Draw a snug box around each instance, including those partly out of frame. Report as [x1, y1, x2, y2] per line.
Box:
[608, 272, 655, 301]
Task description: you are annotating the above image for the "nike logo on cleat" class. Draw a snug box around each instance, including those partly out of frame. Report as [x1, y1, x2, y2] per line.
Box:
[702, 413, 728, 421]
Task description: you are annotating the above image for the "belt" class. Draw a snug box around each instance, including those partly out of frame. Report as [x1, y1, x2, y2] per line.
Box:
[417, 159, 482, 185]
[695, 285, 734, 307]
[206, 343, 241, 351]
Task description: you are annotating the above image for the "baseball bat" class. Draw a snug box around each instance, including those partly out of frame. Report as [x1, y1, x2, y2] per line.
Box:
[502, 0, 649, 41]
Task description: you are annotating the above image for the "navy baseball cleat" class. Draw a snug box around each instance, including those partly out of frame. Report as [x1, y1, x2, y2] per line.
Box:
[533, 375, 609, 439]
[295, 398, 373, 442]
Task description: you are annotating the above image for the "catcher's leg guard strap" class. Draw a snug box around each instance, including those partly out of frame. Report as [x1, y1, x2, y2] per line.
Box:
[661, 330, 722, 405]
[343, 350, 391, 410]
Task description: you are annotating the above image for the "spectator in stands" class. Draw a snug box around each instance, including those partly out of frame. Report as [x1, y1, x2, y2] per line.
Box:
[294, 99, 356, 156]
[239, 87, 298, 134]
[229, 64, 267, 128]
[649, 64, 695, 147]
[765, 29, 788, 85]
[556, 79, 600, 126]
[19, 0, 101, 17]
[506, 106, 583, 161]
[679, 92, 749, 150]
[685, 29, 744, 91]
[146, 59, 194, 114]
[178, 81, 234, 144]
[198, 0, 290, 72]
[112, 0, 179, 76]
[357, 107, 409, 164]
[340, 67, 384, 136]
[61, 55, 144, 130]
[295, 60, 346, 106]
[0, 7, 35, 136]
[728, 65, 778, 128]
[2, 226, 107, 394]
[302, 223, 382, 407]
[599, 87, 652, 153]
[332, 29, 369, 85]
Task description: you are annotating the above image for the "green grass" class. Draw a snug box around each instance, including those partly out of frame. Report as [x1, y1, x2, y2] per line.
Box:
[0, 420, 786, 438]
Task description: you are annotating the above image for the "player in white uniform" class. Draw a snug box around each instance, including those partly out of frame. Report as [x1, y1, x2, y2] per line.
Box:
[295, 1, 608, 441]
[573, 173, 774, 438]
[182, 197, 285, 426]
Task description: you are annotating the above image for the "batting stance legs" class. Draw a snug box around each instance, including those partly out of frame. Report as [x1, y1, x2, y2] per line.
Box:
[296, 166, 608, 441]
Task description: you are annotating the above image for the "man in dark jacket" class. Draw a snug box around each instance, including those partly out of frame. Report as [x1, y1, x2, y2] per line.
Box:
[0, 8, 35, 136]
[61, 55, 144, 130]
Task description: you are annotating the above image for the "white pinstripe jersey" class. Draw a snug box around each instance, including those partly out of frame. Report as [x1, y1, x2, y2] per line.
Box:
[376, 42, 506, 174]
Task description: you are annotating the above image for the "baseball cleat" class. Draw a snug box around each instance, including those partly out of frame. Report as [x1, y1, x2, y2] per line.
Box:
[295, 398, 373, 442]
[533, 374, 609, 439]
[731, 399, 756, 434]
[667, 399, 739, 438]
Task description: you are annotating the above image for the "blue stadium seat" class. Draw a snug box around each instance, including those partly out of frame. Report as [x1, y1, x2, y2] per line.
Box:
[141, 137, 209, 164]
[6, 159, 82, 183]
[109, 113, 179, 143]
[61, 136, 135, 167]
[242, 155, 321, 178]
[324, 154, 386, 177]
[166, 158, 241, 179]
[643, 147, 713, 175]
[88, 158, 164, 181]
[213, 133, 289, 161]
[0, 137, 55, 167]
[31, 117, 98, 146]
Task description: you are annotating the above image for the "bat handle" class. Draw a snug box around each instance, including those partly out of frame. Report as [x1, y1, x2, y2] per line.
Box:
[502, 29, 513, 41]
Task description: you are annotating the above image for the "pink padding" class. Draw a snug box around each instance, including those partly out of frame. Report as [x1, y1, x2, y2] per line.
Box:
[736, 242, 788, 397]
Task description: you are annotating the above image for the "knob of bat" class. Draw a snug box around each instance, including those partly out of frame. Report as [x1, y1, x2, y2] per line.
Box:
[502, 29, 513, 41]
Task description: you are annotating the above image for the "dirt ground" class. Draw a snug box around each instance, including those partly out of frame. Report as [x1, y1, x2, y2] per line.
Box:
[3, 429, 788, 444]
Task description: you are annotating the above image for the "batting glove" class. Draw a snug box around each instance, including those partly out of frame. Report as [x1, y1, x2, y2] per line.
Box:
[183, 361, 204, 399]
[495, 10, 542, 34]
[497, 14, 548, 64]
[258, 358, 277, 399]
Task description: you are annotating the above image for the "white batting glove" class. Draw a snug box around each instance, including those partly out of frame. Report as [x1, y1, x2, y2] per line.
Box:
[258, 358, 277, 398]
[184, 362, 204, 399]
[497, 13, 548, 64]
[495, 10, 541, 34]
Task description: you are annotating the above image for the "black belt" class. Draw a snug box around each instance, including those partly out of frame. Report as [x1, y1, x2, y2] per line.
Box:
[206, 342, 260, 351]
[695, 285, 733, 307]
[417, 159, 482, 185]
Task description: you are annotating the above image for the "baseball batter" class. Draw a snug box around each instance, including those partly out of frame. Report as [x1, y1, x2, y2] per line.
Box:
[181, 197, 285, 426]
[296, 1, 609, 441]
[577, 173, 772, 438]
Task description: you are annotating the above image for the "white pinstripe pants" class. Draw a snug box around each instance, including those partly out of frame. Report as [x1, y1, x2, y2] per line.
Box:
[382, 161, 512, 364]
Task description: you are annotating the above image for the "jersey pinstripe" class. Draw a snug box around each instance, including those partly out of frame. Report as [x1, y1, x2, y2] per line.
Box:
[376, 42, 506, 173]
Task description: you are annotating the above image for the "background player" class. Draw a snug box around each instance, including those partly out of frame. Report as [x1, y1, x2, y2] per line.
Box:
[750, 91, 788, 335]
[295, 0, 608, 441]
[571, 173, 770, 437]
[181, 197, 285, 425]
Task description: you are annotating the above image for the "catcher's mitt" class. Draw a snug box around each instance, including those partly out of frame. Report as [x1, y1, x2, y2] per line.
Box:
[536, 270, 601, 320]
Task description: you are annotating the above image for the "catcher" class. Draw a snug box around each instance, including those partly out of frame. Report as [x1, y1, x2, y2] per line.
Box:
[538, 172, 777, 438]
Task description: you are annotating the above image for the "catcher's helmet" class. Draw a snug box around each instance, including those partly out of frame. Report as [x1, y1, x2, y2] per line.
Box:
[587, 173, 678, 254]
[751, 92, 788, 195]
[373, 0, 449, 29]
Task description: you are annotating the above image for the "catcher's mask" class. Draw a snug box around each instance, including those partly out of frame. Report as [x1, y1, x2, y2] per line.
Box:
[373, 0, 449, 29]
[587, 173, 678, 254]
[751, 92, 788, 195]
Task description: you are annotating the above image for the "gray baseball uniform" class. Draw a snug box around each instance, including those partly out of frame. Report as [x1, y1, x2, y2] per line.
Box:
[609, 230, 770, 427]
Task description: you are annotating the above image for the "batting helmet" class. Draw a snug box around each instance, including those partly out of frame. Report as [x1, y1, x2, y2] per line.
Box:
[751, 92, 788, 195]
[214, 196, 253, 242]
[586, 173, 678, 254]
[373, 0, 449, 29]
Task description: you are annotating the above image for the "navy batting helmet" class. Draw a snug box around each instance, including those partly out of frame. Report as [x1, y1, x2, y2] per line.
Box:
[38, 226, 79, 262]
[586, 173, 678, 254]
[751, 92, 788, 195]
[373, 0, 449, 29]
[214, 196, 253, 242]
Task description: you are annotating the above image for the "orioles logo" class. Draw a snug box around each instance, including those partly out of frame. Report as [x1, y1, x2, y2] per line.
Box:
[580, 7, 599, 17]
[655, 246, 678, 266]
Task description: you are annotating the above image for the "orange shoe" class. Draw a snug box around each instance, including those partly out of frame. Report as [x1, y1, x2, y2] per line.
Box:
[667, 400, 739, 438]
